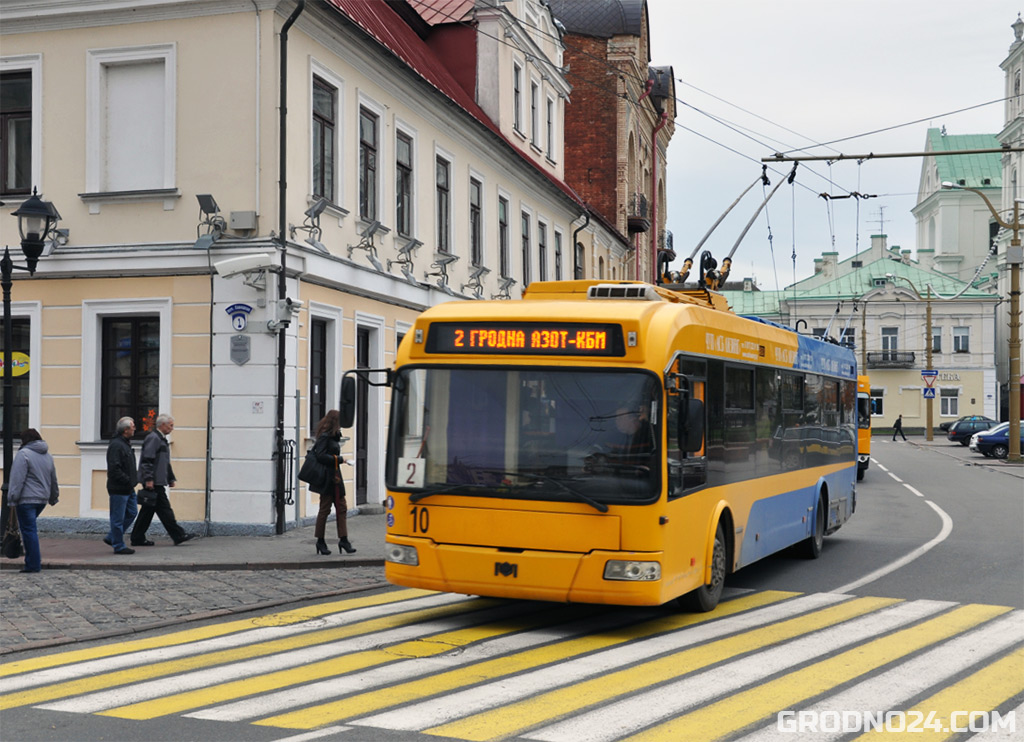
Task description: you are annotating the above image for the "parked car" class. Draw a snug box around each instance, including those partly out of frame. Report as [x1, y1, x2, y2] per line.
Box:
[946, 418, 998, 446]
[971, 421, 1024, 459]
[939, 414, 996, 432]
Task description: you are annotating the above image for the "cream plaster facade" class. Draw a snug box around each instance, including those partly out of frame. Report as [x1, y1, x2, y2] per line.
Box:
[0, 0, 630, 533]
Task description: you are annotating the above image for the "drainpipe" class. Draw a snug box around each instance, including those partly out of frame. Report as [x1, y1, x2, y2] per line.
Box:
[650, 111, 668, 283]
[633, 78, 653, 282]
[275, 0, 305, 535]
[572, 211, 589, 278]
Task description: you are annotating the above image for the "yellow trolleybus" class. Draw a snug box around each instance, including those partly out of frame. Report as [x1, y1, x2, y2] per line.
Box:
[857, 375, 871, 481]
[349, 280, 857, 610]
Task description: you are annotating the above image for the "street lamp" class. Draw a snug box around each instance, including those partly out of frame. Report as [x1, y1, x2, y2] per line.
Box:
[886, 273, 934, 441]
[2, 189, 60, 536]
[942, 181, 1022, 462]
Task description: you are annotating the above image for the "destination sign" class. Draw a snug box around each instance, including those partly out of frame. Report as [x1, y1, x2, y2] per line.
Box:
[426, 322, 626, 356]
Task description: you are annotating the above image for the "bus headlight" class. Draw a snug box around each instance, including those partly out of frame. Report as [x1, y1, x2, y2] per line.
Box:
[604, 560, 661, 581]
[385, 543, 419, 566]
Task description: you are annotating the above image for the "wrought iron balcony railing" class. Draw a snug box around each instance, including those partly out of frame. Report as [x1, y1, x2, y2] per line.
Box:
[866, 351, 916, 368]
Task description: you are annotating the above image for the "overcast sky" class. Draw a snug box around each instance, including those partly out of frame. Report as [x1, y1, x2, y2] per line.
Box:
[645, 0, 1017, 289]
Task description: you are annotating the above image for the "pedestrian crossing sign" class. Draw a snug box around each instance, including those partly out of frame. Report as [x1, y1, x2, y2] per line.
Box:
[923, 387, 936, 398]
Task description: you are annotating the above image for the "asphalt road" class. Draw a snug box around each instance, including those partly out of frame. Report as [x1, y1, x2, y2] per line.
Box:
[727, 438, 1024, 608]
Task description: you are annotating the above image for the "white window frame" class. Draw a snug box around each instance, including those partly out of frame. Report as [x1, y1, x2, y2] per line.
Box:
[81, 298, 173, 444]
[394, 118, 418, 239]
[545, 94, 556, 161]
[513, 62, 523, 134]
[939, 387, 959, 417]
[356, 93, 386, 226]
[434, 144, 455, 255]
[311, 59, 345, 208]
[86, 44, 176, 195]
[0, 54, 42, 196]
[468, 168, 486, 266]
[953, 326, 970, 353]
[530, 79, 540, 147]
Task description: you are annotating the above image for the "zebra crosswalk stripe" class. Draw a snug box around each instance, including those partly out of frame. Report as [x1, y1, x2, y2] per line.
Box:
[735, 610, 1024, 742]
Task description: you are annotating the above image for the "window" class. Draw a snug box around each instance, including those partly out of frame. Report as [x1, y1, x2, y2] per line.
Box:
[537, 222, 548, 281]
[0, 318, 30, 434]
[469, 177, 482, 266]
[940, 388, 959, 416]
[436, 155, 450, 253]
[599, 256, 605, 279]
[498, 196, 510, 276]
[530, 82, 539, 146]
[870, 388, 884, 417]
[546, 97, 555, 160]
[513, 64, 523, 133]
[575, 242, 584, 279]
[554, 231, 563, 280]
[358, 107, 378, 220]
[101, 317, 160, 440]
[881, 327, 898, 360]
[310, 318, 328, 433]
[812, 328, 826, 338]
[0, 71, 31, 195]
[312, 76, 336, 202]
[87, 46, 175, 193]
[840, 328, 855, 349]
[932, 326, 942, 354]
[396, 131, 413, 237]
[953, 326, 969, 353]
[521, 211, 531, 286]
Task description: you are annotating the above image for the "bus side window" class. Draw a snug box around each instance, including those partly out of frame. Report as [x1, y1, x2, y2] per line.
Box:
[668, 385, 707, 498]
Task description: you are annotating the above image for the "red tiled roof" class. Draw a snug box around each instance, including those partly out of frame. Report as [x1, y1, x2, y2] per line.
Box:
[326, 0, 586, 210]
[407, 0, 475, 26]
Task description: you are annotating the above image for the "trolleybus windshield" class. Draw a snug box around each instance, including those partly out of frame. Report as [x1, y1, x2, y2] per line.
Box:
[387, 367, 661, 506]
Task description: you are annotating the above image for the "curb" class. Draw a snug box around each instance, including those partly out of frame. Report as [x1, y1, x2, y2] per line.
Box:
[0, 579, 391, 656]
[0, 558, 385, 572]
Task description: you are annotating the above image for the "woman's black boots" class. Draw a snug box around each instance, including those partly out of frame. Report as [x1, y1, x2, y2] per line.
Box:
[339, 538, 357, 554]
[316, 538, 331, 555]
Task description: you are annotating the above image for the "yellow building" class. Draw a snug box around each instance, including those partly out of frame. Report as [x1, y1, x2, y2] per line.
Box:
[0, 0, 673, 534]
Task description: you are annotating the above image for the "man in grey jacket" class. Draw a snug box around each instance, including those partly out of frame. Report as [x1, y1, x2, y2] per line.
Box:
[130, 414, 192, 546]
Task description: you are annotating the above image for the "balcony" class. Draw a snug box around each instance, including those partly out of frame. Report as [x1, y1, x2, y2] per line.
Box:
[866, 351, 916, 369]
[627, 192, 650, 234]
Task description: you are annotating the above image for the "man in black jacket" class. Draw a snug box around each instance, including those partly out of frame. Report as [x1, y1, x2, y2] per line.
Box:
[130, 414, 192, 546]
[105, 416, 138, 554]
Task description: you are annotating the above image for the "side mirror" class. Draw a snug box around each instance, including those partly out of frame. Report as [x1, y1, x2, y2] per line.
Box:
[678, 397, 704, 453]
[339, 376, 356, 429]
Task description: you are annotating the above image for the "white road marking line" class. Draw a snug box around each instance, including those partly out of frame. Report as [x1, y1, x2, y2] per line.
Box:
[271, 726, 351, 742]
[833, 499, 953, 594]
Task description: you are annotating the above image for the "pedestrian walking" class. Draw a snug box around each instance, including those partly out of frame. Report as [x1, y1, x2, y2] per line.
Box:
[892, 414, 907, 441]
[310, 410, 356, 556]
[7, 429, 59, 573]
[130, 414, 193, 546]
[105, 416, 138, 554]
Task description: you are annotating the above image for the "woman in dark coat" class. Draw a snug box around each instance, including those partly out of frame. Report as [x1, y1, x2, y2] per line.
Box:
[310, 410, 356, 555]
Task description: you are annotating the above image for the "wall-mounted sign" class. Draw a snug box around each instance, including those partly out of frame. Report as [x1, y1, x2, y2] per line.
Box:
[230, 334, 251, 366]
[0, 351, 30, 377]
[226, 303, 253, 332]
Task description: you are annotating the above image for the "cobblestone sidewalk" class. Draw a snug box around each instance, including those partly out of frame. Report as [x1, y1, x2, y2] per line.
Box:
[0, 567, 388, 654]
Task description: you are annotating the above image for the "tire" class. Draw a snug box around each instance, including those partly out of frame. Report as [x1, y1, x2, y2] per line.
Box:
[681, 522, 727, 612]
[856, 467, 865, 481]
[959, 439, 969, 447]
[992, 444, 1009, 459]
[801, 495, 826, 559]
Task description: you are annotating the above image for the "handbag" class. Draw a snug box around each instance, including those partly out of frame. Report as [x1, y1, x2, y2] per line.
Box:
[298, 448, 328, 486]
[2, 507, 23, 560]
[137, 489, 158, 507]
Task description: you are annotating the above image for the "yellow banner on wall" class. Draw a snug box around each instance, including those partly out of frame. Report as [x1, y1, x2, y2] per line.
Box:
[0, 352, 30, 377]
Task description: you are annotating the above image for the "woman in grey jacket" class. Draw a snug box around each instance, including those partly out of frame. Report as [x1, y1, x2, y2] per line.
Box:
[8, 428, 60, 573]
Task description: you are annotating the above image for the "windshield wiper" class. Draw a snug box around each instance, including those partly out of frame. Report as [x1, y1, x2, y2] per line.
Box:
[409, 483, 494, 503]
[474, 469, 608, 513]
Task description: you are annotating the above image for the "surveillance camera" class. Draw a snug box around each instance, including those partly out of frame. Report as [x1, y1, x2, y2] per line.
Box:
[213, 253, 276, 278]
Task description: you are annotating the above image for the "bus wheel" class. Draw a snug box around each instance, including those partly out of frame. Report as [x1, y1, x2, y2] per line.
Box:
[801, 495, 826, 559]
[681, 522, 726, 612]
[856, 467, 865, 482]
